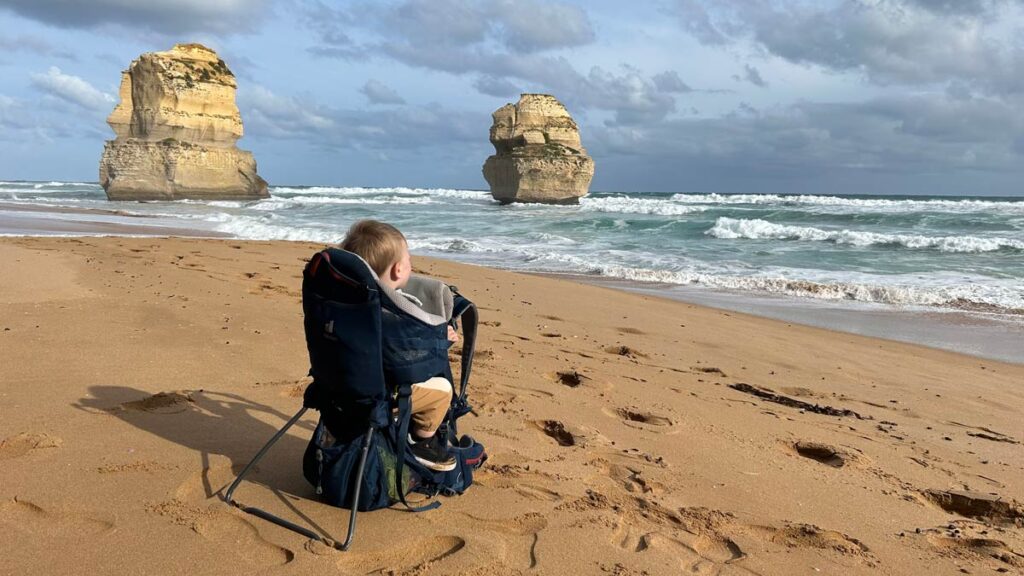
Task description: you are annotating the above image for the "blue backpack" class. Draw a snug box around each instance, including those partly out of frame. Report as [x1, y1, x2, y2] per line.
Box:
[226, 248, 485, 550]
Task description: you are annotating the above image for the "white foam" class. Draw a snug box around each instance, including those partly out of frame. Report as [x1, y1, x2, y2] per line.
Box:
[213, 217, 344, 243]
[707, 218, 1024, 253]
[579, 196, 707, 216]
[269, 186, 491, 202]
[671, 193, 1024, 214]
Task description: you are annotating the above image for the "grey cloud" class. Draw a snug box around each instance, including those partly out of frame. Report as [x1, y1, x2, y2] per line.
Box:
[30, 66, 114, 111]
[360, 79, 406, 105]
[652, 71, 692, 93]
[473, 75, 520, 98]
[0, 0, 274, 36]
[590, 93, 1024, 182]
[305, 1, 685, 125]
[740, 64, 765, 87]
[0, 35, 75, 60]
[489, 0, 595, 52]
[361, 0, 594, 53]
[238, 85, 335, 140]
[240, 85, 485, 152]
[904, 0, 1021, 16]
[671, 0, 1024, 96]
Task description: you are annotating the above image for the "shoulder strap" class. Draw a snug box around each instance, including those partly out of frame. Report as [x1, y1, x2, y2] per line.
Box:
[450, 292, 478, 405]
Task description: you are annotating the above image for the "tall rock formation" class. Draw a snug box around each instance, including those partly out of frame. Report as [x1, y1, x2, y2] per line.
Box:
[482, 94, 594, 204]
[99, 44, 268, 201]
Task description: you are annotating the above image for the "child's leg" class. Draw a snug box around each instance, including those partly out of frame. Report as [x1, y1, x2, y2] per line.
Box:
[410, 377, 452, 439]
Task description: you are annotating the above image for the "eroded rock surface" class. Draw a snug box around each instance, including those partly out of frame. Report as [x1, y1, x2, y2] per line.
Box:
[99, 44, 267, 201]
[482, 94, 594, 204]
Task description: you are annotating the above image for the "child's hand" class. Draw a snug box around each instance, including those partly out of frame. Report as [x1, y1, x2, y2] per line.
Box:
[447, 325, 459, 343]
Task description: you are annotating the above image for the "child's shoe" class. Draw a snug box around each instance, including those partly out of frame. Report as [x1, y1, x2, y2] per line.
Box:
[410, 434, 456, 472]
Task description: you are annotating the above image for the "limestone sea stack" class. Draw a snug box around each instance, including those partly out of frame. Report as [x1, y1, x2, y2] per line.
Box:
[99, 44, 268, 201]
[482, 94, 594, 204]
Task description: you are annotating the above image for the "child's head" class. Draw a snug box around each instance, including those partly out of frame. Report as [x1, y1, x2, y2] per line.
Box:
[340, 219, 411, 289]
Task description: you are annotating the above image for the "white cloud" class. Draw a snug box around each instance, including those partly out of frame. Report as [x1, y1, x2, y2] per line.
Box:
[30, 67, 114, 111]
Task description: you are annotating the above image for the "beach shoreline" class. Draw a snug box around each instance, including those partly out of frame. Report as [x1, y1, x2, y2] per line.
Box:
[2, 235, 1023, 575]
[2, 198, 1021, 364]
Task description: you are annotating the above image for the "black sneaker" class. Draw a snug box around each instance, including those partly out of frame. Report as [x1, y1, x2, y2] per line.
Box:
[409, 434, 456, 472]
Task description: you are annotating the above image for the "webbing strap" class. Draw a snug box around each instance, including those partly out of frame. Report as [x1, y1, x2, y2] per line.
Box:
[450, 295, 478, 404]
[394, 386, 441, 512]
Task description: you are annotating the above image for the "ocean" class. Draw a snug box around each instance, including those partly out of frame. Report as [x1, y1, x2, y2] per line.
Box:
[3, 181, 1023, 360]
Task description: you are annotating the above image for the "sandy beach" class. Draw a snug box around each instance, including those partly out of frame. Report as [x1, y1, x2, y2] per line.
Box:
[1, 235, 1023, 576]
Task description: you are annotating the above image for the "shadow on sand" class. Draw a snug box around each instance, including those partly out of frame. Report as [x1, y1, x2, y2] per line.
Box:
[75, 385, 337, 538]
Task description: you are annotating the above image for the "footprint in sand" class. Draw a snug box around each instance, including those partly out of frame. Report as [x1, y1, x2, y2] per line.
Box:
[535, 420, 576, 447]
[605, 407, 675, 430]
[550, 370, 588, 387]
[791, 441, 859, 469]
[117, 391, 195, 414]
[603, 462, 664, 496]
[0, 432, 62, 460]
[921, 489, 1024, 524]
[147, 500, 293, 568]
[335, 535, 465, 574]
[915, 521, 1024, 572]
[459, 512, 547, 570]
[0, 498, 114, 538]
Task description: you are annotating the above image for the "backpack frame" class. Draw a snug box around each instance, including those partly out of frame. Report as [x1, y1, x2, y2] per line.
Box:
[224, 247, 480, 550]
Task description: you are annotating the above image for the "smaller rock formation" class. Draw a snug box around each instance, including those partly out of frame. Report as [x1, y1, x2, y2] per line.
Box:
[482, 94, 594, 204]
[100, 43, 268, 201]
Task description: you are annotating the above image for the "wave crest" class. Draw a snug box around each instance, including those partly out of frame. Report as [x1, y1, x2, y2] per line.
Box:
[707, 218, 1024, 253]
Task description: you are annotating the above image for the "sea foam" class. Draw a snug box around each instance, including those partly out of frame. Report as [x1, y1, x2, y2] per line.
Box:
[707, 217, 1024, 253]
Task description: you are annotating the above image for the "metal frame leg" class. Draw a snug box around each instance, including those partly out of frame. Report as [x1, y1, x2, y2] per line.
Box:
[223, 406, 374, 551]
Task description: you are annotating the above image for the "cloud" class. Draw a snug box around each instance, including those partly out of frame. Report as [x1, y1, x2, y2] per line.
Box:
[669, 0, 1024, 95]
[239, 85, 335, 139]
[0, 35, 75, 59]
[359, 79, 406, 105]
[30, 66, 113, 111]
[488, 0, 595, 52]
[305, 1, 686, 125]
[591, 92, 1023, 181]
[737, 64, 765, 87]
[652, 71, 692, 93]
[473, 75, 520, 98]
[240, 85, 485, 152]
[0, 0, 274, 36]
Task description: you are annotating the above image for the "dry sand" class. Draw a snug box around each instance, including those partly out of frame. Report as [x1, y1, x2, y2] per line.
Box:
[1, 236, 1022, 576]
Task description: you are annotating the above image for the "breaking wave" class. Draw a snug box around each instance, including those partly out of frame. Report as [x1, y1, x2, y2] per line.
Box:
[707, 217, 1024, 253]
[579, 196, 706, 216]
[671, 193, 1024, 213]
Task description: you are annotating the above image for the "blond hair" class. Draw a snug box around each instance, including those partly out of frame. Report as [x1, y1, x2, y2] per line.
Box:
[340, 220, 407, 276]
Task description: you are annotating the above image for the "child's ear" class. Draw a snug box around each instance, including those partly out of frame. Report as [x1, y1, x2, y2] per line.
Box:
[389, 260, 403, 282]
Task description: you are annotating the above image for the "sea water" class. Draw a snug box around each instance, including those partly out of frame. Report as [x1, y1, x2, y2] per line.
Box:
[2, 181, 1022, 352]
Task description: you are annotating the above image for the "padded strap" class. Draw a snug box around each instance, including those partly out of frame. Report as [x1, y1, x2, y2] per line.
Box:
[394, 385, 441, 512]
[450, 294, 478, 405]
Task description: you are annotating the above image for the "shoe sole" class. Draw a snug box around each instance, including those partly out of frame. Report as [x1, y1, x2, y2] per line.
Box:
[413, 455, 456, 472]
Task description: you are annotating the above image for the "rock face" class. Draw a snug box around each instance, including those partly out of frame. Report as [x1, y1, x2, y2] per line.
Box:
[482, 94, 594, 204]
[99, 44, 268, 201]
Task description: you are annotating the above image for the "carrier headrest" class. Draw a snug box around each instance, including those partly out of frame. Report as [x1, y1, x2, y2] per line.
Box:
[305, 248, 451, 327]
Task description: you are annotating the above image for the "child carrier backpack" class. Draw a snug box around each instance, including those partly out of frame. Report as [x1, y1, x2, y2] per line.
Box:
[225, 247, 485, 550]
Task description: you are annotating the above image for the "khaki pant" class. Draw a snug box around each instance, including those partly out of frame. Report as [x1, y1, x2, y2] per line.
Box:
[410, 376, 453, 436]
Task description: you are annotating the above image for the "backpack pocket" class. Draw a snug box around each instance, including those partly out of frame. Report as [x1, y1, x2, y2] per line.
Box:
[303, 422, 409, 511]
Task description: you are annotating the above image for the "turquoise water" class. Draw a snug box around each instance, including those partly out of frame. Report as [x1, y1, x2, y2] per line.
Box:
[2, 181, 1023, 316]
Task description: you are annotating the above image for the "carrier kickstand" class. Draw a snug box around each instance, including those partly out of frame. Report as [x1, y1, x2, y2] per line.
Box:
[224, 408, 372, 551]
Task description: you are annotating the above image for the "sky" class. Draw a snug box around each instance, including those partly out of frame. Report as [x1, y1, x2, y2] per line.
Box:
[0, 0, 1022, 196]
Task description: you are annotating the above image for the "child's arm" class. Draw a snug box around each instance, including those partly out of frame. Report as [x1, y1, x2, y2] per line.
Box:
[447, 325, 459, 343]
